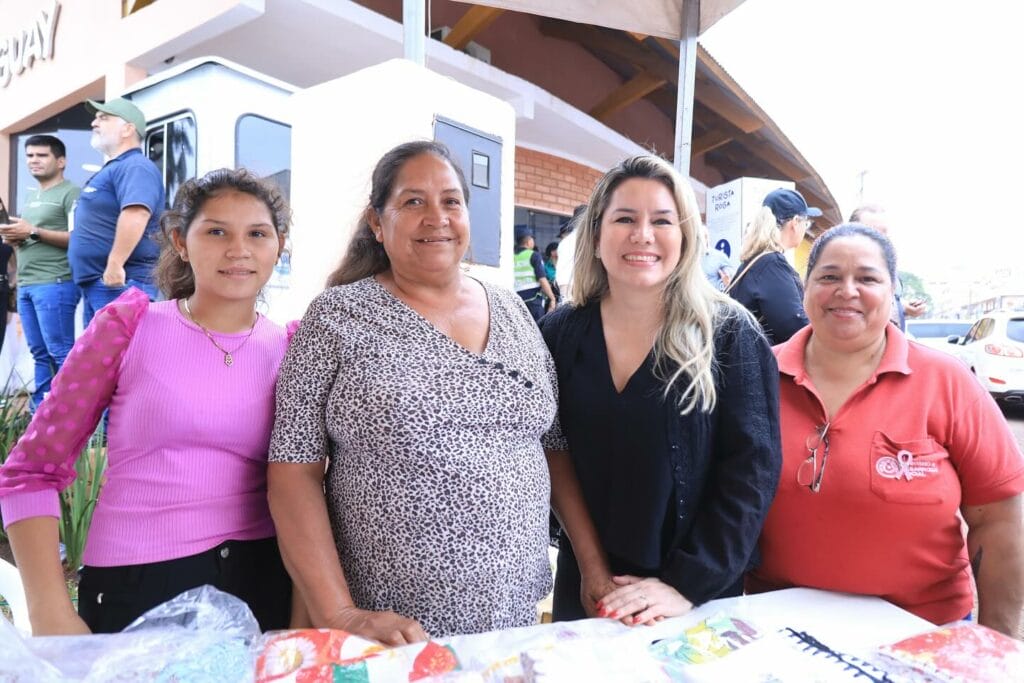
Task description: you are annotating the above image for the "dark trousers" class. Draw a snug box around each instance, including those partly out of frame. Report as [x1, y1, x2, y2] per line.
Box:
[0, 280, 9, 357]
[518, 291, 545, 322]
[77, 537, 291, 633]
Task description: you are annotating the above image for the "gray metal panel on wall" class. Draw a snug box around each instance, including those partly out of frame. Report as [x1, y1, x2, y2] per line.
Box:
[434, 117, 503, 267]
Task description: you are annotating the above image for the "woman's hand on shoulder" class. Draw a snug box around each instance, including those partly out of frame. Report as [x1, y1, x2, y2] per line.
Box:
[598, 575, 693, 626]
[324, 606, 428, 646]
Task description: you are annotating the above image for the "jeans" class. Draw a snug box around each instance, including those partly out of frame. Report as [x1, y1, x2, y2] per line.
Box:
[18, 280, 80, 410]
[80, 279, 159, 327]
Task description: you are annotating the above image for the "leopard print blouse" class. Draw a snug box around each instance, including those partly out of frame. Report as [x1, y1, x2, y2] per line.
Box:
[270, 276, 559, 637]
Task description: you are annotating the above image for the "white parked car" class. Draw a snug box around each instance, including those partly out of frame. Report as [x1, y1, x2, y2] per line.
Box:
[905, 318, 973, 357]
[952, 312, 1024, 404]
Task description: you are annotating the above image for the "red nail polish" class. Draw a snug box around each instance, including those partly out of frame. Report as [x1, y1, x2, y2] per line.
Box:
[596, 601, 604, 611]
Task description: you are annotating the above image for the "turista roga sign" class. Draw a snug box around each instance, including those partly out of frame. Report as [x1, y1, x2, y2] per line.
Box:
[0, 0, 61, 89]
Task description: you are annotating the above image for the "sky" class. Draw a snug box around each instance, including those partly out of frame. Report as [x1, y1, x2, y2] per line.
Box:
[699, 0, 1024, 287]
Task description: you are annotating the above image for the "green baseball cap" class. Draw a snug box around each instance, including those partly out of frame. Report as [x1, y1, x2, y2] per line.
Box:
[85, 97, 147, 138]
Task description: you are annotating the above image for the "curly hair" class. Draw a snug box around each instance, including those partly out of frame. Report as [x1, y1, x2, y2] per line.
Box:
[154, 168, 292, 300]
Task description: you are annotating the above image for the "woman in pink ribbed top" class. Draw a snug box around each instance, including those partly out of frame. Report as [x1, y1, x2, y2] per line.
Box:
[0, 168, 295, 635]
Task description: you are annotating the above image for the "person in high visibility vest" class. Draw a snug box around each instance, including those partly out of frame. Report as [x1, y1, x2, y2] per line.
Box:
[514, 225, 557, 321]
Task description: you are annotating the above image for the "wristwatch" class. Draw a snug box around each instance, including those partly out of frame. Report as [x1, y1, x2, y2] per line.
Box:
[29, 228, 39, 239]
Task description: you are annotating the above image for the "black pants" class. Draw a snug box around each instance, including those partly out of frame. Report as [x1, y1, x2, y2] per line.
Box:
[0, 280, 9, 357]
[78, 537, 291, 633]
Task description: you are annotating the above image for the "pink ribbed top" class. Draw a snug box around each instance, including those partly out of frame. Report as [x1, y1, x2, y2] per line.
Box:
[0, 288, 295, 566]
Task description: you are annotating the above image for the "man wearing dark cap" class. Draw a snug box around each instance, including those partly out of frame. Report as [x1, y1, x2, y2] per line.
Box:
[513, 226, 557, 321]
[69, 97, 164, 325]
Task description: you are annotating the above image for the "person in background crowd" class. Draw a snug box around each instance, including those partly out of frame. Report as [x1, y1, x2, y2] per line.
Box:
[554, 204, 586, 303]
[69, 97, 164, 325]
[848, 204, 925, 330]
[0, 242, 12, 356]
[0, 135, 81, 411]
[0, 168, 296, 635]
[700, 225, 734, 291]
[541, 155, 781, 625]
[749, 223, 1024, 636]
[267, 141, 558, 644]
[513, 226, 558, 321]
[728, 188, 820, 344]
[543, 241, 561, 305]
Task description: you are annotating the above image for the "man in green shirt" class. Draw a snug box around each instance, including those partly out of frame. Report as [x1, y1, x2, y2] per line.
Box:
[0, 135, 81, 409]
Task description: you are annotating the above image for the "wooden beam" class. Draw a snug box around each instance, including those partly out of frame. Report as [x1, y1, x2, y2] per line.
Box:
[539, 20, 678, 83]
[735, 136, 809, 181]
[590, 71, 667, 121]
[538, 20, 763, 135]
[444, 6, 505, 50]
[691, 129, 733, 156]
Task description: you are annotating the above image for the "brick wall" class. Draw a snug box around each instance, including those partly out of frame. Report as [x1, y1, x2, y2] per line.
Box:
[514, 147, 603, 216]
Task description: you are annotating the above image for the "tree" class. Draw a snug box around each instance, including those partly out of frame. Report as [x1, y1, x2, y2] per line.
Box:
[899, 270, 933, 314]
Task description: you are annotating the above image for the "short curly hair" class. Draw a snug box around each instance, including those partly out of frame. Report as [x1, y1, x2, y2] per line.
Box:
[154, 168, 292, 300]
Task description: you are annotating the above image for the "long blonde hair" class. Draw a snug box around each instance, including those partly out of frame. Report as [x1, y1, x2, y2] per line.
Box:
[739, 205, 784, 262]
[571, 154, 746, 414]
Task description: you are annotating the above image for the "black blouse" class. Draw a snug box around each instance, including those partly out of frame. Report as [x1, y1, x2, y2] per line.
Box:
[541, 302, 782, 616]
[729, 251, 808, 345]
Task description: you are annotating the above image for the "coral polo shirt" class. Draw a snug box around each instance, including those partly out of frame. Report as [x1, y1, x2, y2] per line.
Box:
[751, 324, 1024, 624]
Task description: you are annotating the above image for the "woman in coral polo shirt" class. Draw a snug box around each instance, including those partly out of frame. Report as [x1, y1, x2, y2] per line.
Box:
[749, 223, 1024, 636]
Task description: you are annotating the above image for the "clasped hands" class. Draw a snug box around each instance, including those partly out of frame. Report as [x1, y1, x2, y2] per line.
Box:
[583, 572, 692, 627]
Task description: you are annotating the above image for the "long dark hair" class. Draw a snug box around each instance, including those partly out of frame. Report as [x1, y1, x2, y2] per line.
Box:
[325, 140, 469, 287]
[154, 168, 291, 300]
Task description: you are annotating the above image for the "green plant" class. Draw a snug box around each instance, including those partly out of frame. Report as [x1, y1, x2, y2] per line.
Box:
[59, 425, 107, 572]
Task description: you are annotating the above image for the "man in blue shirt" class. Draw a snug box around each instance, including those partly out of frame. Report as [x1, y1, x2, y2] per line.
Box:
[69, 97, 163, 324]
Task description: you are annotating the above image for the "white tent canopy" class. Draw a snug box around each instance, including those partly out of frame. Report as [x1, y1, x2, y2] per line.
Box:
[451, 0, 744, 40]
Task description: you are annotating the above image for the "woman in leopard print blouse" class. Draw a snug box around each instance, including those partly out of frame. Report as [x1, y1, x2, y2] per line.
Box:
[267, 141, 560, 643]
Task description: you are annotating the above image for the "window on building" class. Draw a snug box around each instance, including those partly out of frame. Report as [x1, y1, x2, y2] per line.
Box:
[146, 113, 197, 209]
[236, 115, 291, 201]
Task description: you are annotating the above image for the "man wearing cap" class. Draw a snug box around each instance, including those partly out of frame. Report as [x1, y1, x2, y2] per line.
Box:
[513, 226, 557, 322]
[848, 204, 924, 331]
[69, 97, 164, 325]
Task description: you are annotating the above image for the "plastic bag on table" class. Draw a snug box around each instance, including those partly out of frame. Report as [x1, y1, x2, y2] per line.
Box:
[21, 585, 259, 682]
[0, 615, 64, 682]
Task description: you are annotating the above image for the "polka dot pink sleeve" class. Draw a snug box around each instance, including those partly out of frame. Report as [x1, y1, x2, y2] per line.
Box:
[0, 289, 149, 526]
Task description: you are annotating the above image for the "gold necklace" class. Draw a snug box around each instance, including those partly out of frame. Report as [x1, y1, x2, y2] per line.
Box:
[182, 297, 259, 367]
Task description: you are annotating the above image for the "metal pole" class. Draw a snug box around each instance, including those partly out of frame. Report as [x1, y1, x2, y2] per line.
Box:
[673, 0, 699, 175]
[403, 0, 426, 65]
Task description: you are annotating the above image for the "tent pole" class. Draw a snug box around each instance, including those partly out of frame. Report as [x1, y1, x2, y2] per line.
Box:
[404, 0, 426, 65]
[673, 0, 699, 175]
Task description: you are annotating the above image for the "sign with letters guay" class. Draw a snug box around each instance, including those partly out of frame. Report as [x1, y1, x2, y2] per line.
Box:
[706, 177, 794, 269]
[0, 0, 61, 89]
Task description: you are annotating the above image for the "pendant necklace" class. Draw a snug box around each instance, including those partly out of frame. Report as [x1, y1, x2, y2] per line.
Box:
[182, 297, 259, 367]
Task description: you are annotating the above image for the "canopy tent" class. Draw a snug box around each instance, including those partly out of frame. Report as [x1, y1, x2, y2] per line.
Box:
[451, 0, 743, 40]
[430, 1, 747, 174]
